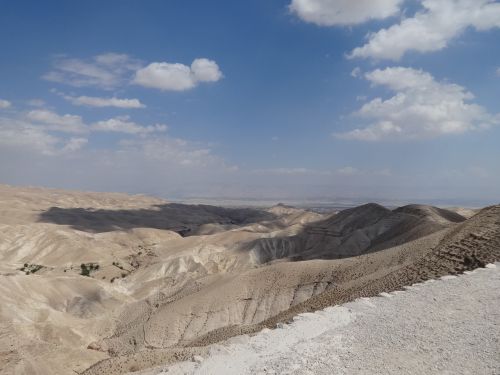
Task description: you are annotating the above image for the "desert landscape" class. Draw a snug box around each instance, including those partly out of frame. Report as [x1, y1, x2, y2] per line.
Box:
[0, 184, 498, 374]
[1, 2, 500, 373]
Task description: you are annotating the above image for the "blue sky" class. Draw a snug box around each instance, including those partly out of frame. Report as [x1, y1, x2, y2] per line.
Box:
[1, 0, 499, 205]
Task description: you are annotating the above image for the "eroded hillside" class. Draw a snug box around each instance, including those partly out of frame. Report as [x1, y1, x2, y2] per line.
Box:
[0, 185, 498, 375]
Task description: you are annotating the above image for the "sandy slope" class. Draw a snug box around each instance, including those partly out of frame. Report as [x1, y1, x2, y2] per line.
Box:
[0, 184, 498, 375]
[151, 264, 500, 375]
[0, 185, 326, 374]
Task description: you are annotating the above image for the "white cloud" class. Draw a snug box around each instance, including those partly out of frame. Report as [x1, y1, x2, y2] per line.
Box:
[0, 104, 233, 183]
[134, 63, 194, 91]
[256, 168, 310, 175]
[119, 137, 222, 167]
[43, 53, 141, 89]
[0, 117, 59, 155]
[93, 53, 136, 66]
[445, 165, 494, 180]
[0, 115, 247, 200]
[26, 109, 166, 136]
[350, 0, 500, 60]
[289, 0, 402, 26]
[61, 137, 88, 153]
[27, 99, 46, 107]
[0, 99, 11, 109]
[496, 67, 500, 77]
[0, 116, 89, 155]
[253, 168, 331, 176]
[190, 58, 223, 82]
[1, 110, 498, 202]
[337, 166, 359, 175]
[0, 112, 214, 167]
[91, 116, 167, 135]
[64, 95, 145, 108]
[44, 53, 222, 92]
[26, 109, 86, 134]
[350, 67, 362, 78]
[336, 166, 392, 176]
[133, 58, 223, 91]
[336, 67, 499, 141]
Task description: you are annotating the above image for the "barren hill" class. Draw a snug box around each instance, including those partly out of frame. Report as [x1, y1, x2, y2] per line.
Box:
[248, 202, 466, 262]
[0, 184, 498, 375]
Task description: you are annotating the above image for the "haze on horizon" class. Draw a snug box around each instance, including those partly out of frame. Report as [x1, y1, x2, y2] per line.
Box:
[1, 0, 500, 206]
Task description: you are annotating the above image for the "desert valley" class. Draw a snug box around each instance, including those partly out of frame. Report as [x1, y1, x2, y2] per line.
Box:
[0, 184, 498, 374]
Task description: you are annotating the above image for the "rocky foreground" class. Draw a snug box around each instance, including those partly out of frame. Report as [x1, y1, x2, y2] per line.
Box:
[149, 264, 500, 375]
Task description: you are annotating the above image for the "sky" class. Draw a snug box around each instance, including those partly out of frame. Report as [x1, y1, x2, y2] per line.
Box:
[1, 0, 500, 206]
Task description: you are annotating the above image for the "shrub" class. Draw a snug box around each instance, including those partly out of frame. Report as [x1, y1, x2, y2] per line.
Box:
[80, 262, 99, 277]
[20, 263, 43, 275]
[80, 264, 90, 277]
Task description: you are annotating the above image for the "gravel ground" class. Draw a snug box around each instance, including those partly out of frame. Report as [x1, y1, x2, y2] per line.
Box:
[154, 263, 500, 375]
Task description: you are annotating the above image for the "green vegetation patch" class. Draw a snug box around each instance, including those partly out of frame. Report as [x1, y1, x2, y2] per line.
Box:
[112, 261, 125, 270]
[80, 262, 99, 277]
[20, 263, 44, 275]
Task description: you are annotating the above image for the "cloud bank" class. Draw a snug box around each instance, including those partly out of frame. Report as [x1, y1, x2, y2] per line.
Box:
[336, 67, 499, 141]
[43, 53, 141, 89]
[44, 54, 223, 92]
[289, 0, 402, 26]
[64, 95, 145, 108]
[0, 99, 11, 109]
[349, 0, 500, 60]
[91, 117, 167, 135]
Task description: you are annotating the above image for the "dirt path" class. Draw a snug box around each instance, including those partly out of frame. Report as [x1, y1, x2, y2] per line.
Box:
[151, 263, 500, 375]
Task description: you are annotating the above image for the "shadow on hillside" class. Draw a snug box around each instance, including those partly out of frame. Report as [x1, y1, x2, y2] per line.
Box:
[37, 203, 277, 235]
[242, 203, 467, 263]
